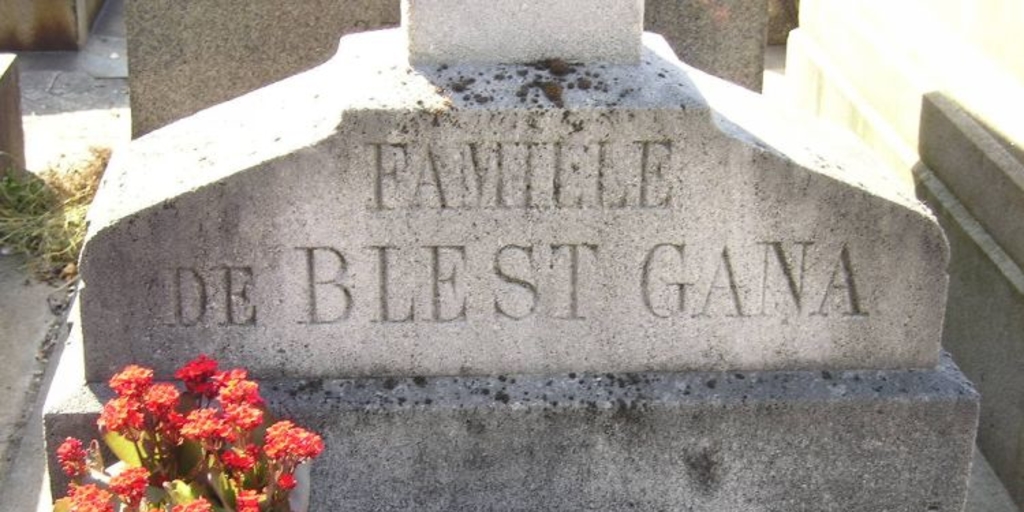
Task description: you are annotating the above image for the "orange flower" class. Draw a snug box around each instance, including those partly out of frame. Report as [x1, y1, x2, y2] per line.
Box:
[181, 408, 234, 444]
[97, 396, 145, 435]
[56, 437, 88, 478]
[67, 483, 115, 512]
[143, 383, 181, 416]
[109, 466, 150, 506]
[108, 365, 154, 398]
[216, 370, 264, 407]
[264, 421, 324, 462]
[224, 402, 264, 432]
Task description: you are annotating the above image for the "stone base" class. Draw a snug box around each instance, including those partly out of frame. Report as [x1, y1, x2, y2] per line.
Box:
[45, 318, 979, 511]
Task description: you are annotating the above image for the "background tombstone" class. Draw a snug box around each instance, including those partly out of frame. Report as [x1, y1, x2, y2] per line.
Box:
[125, 0, 401, 137]
[128, 0, 771, 137]
[0, 54, 24, 174]
[47, 1, 979, 509]
[0, 0, 107, 50]
[645, 0, 768, 91]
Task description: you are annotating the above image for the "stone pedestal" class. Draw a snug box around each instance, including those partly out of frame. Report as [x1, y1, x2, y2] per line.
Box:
[46, 315, 978, 510]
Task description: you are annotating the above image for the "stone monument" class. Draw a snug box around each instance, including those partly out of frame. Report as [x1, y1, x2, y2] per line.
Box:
[47, 0, 979, 509]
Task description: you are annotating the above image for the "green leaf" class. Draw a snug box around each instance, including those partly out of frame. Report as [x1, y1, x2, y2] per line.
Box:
[145, 485, 169, 507]
[164, 479, 202, 505]
[102, 431, 143, 467]
[176, 440, 204, 477]
[208, 468, 235, 509]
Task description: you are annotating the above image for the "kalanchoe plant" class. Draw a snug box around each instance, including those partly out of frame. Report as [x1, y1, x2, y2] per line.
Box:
[53, 355, 324, 512]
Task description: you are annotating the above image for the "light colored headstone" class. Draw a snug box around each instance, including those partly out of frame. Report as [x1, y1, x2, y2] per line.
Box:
[80, 23, 946, 381]
[404, 0, 644, 64]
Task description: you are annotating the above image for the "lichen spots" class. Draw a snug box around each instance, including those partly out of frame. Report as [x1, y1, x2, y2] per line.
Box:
[540, 82, 564, 107]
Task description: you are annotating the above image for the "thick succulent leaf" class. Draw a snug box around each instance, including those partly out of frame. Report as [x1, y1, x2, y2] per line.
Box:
[102, 431, 143, 467]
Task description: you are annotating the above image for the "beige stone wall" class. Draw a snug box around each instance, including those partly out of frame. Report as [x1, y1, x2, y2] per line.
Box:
[781, 0, 1024, 505]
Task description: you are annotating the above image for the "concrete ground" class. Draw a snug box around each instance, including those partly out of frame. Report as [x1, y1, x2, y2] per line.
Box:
[0, 3, 1017, 510]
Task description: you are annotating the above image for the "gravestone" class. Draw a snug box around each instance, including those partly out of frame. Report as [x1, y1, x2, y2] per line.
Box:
[47, 1, 979, 509]
[126, 0, 401, 137]
[0, 54, 24, 174]
[645, 0, 767, 91]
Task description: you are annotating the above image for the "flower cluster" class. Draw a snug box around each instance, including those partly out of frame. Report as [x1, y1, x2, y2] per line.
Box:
[52, 355, 324, 512]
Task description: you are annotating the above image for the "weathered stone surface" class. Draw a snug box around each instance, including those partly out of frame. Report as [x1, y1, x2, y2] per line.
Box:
[46, 325, 979, 511]
[405, 0, 643, 65]
[918, 166, 1024, 507]
[0, 54, 23, 174]
[79, 30, 947, 381]
[0, 0, 105, 50]
[921, 93, 1024, 269]
[645, 0, 767, 91]
[768, 0, 799, 45]
[125, 0, 400, 137]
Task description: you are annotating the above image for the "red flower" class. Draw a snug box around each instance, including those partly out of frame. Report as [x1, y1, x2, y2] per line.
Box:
[97, 396, 145, 435]
[277, 472, 297, 491]
[181, 408, 234, 444]
[221, 446, 257, 472]
[67, 483, 115, 512]
[109, 466, 150, 506]
[235, 489, 262, 512]
[264, 421, 324, 462]
[224, 402, 264, 432]
[175, 355, 219, 398]
[56, 437, 88, 478]
[109, 365, 154, 398]
[143, 383, 181, 416]
[170, 497, 212, 512]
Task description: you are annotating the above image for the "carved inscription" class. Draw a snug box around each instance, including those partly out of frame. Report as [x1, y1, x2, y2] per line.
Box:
[370, 141, 674, 211]
[163, 241, 869, 328]
[167, 266, 256, 327]
[640, 242, 868, 319]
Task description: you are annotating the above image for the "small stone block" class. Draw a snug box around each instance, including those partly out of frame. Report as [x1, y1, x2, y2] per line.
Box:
[404, 0, 644, 64]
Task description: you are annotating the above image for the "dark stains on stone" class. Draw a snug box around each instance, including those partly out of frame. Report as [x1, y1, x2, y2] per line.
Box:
[539, 81, 564, 107]
[684, 446, 723, 496]
[383, 377, 398, 390]
[465, 418, 485, 435]
[413, 376, 427, 387]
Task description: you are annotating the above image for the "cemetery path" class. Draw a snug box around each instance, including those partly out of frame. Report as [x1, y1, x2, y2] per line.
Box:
[0, 255, 61, 511]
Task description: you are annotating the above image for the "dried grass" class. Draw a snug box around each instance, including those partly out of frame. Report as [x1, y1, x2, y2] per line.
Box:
[0, 147, 109, 282]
